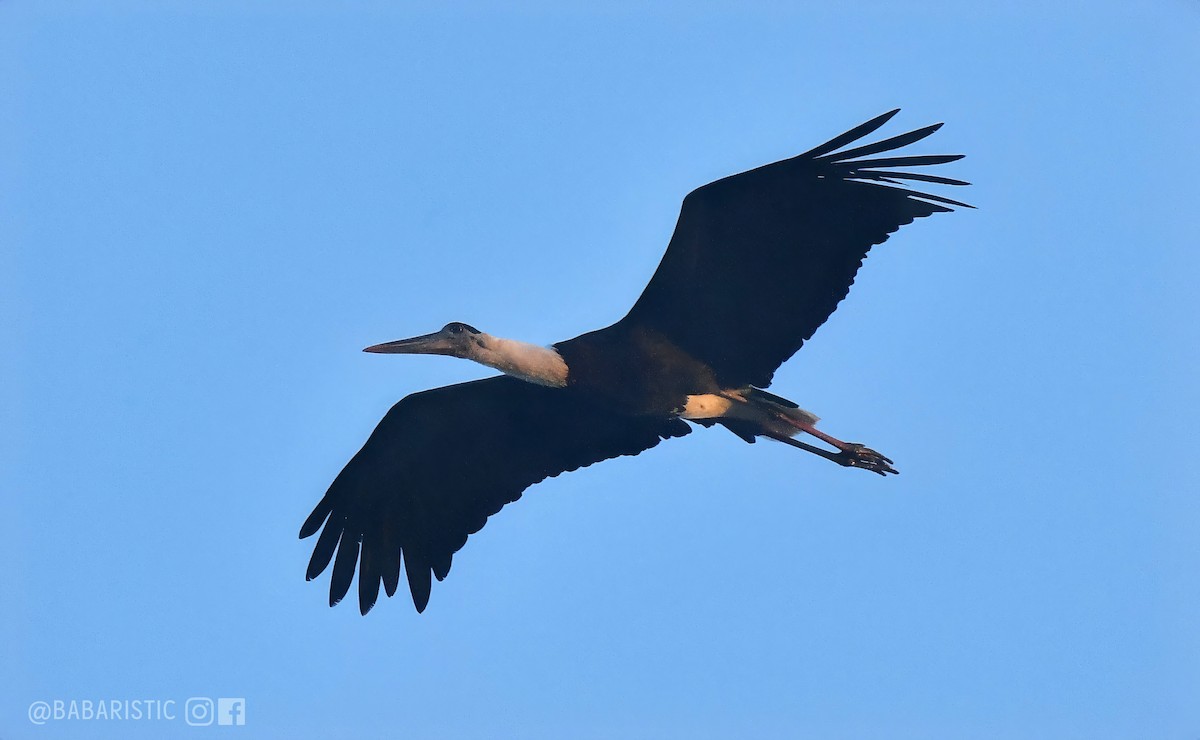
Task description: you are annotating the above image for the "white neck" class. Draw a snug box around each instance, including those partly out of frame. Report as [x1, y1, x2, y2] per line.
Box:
[467, 334, 569, 388]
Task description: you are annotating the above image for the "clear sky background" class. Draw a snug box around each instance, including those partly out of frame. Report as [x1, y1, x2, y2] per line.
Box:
[3, 2, 1198, 738]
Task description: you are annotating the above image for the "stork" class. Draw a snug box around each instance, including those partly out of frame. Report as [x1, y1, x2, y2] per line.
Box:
[300, 109, 971, 614]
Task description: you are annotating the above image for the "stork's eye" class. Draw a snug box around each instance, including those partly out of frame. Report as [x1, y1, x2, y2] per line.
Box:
[446, 323, 465, 334]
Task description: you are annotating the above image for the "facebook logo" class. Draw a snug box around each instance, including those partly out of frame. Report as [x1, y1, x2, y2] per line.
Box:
[217, 698, 246, 726]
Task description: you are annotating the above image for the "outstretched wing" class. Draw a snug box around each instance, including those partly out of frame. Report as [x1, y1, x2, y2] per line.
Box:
[300, 375, 690, 614]
[621, 109, 971, 388]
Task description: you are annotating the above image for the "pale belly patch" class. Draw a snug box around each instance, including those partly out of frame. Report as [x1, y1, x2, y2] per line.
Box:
[680, 391, 820, 438]
[681, 394, 735, 419]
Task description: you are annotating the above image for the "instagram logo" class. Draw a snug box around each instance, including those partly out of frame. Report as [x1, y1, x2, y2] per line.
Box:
[185, 697, 214, 726]
[217, 698, 246, 726]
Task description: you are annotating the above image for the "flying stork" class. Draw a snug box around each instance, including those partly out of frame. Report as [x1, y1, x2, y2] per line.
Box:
[300, 109, 970, 614]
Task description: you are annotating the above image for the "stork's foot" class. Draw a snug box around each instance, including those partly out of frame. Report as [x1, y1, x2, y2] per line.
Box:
[835, 443, 898, 476]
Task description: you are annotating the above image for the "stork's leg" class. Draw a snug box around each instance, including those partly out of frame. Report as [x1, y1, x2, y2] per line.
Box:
[771, 416, 898, 476]
[701, 390, 898, 475]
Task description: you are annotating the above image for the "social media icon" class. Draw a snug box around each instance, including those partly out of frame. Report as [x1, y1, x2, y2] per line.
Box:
[185, 697, 214, 726]
[217, 697, 246, 726]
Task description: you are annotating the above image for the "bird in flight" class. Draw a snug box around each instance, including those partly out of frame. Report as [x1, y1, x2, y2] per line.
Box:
[301, 109, 970, 615]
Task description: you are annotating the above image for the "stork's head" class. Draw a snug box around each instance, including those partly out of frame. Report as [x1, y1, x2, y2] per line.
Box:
[363, 322, 484, 359]
[362, 321, 569, 387]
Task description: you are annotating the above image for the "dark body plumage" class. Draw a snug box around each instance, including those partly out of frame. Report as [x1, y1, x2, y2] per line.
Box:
[301, 109, 970, 614]
[555, 324, 721, 416]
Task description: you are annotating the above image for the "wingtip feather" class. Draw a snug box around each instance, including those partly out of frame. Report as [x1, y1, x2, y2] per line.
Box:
[358, 546, 383, 615]
[382, 554, 401, 597]
[817, 122, 945, 163]
[328, 534, 360, 608]
[798, 109, 903, 160]
[306, 524, 340, 581]
[432, 554, 452, 582]
[298, 498, 332, 539]
[358, 580, 380, 615]
[404, 549, 433, 613]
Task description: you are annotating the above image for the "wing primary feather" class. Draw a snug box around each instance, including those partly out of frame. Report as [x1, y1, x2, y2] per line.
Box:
[382, 548, 401, 597]
[329, 534, 360, 607]
[903, 190, 974, 209]
[816, 122, 943, 162]
[298, 498, 332, 539]
[404, 548, 433, 613]
[306, 521, 340, 581]
[915, 192, 973, 208]
[432, 554, 452, 582]
[851, 169, 971, 186]
[839, 153, 965, 169]
[910, 200, 954, 213]
[358, 543, 382, 615]
[796, 108, 901, 159]
[907, 197, 961, 211]
[847, 179, 974, 209]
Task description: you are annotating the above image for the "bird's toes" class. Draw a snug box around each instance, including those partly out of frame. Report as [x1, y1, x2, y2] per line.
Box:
[841, 443, 898, 476]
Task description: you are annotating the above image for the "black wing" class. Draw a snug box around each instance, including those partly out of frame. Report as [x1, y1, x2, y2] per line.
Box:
[621, 109, 971, 388]
[300, 376, 690, 614]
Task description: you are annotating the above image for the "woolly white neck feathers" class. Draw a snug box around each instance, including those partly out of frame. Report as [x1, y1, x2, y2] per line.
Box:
[468, 334, 569, 388]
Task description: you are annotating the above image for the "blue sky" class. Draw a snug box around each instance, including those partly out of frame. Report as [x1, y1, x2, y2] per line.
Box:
[3, 2, 1198, 738]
